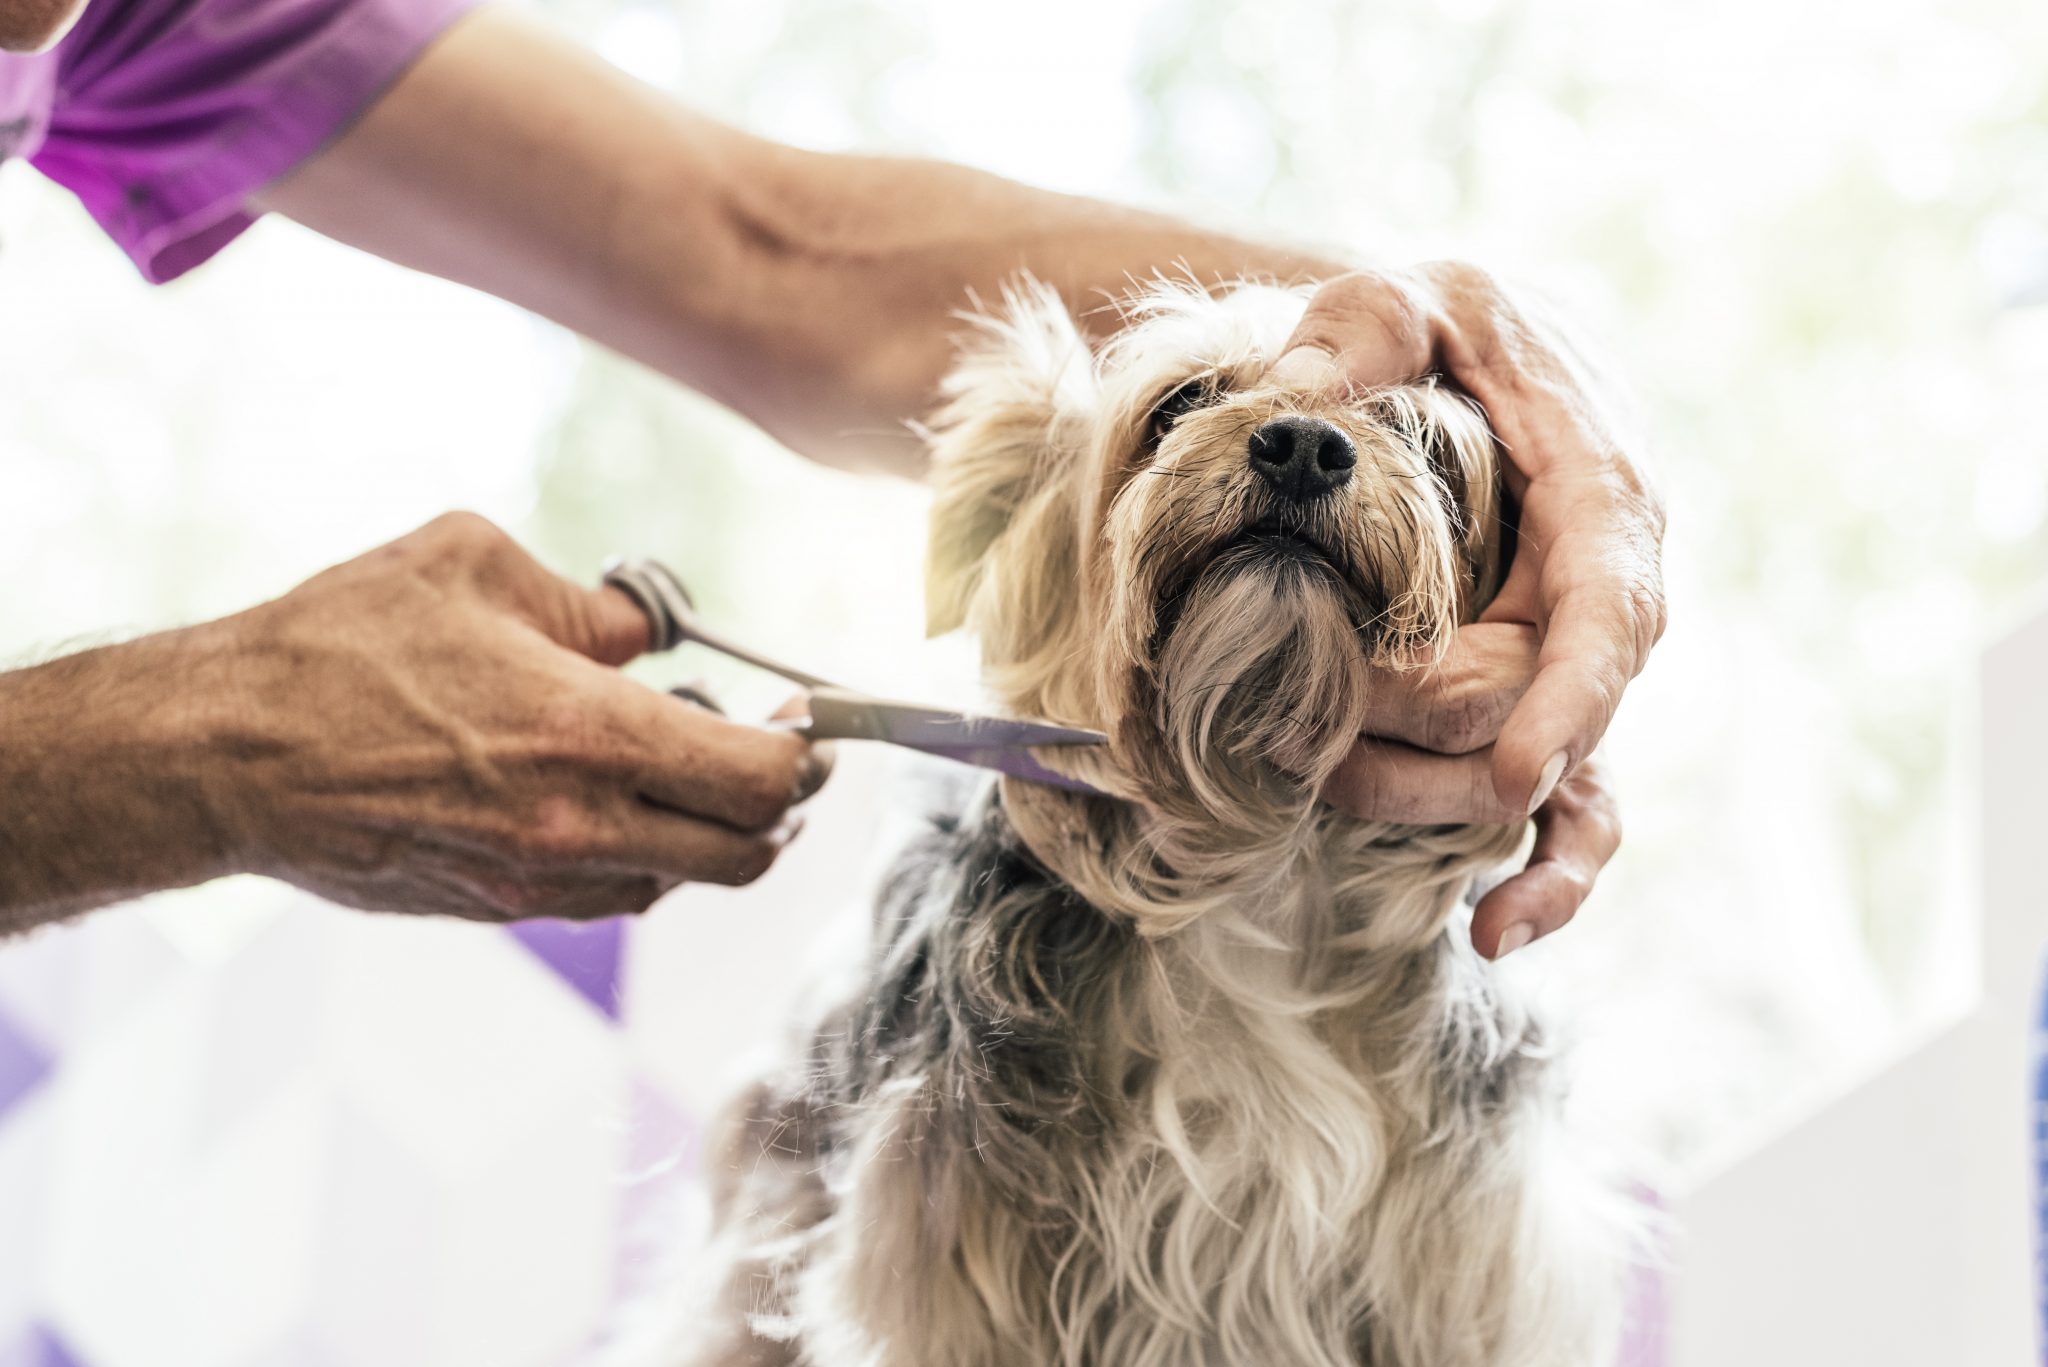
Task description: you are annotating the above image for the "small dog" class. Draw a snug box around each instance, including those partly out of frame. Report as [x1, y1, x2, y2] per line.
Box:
[667, 279, 1631, 1367]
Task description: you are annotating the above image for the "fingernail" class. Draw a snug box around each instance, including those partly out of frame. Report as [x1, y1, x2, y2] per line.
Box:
[770, 814, 805, 844]
[669, 680, 725, 715]
[1271, 345, 1341, 389]
[792, 749, 831, 803]
[1526, 752, 1567, 815]
[1493, 922, 1535, 959]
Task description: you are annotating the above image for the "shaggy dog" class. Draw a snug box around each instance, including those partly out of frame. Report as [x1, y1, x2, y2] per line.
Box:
[663, 279, 1631, 1367]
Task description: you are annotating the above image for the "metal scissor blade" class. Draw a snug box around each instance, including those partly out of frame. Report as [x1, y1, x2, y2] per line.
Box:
[804, 686, 1107, 750]
[915, 745, 1105, 794]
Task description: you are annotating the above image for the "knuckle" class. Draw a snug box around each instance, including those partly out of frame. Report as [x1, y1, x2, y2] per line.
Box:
[1589, 655, 1630, 717]
[425, 511, 519, 573]
[712, 839, 781, 887]
[1549, 864, 1596, 918]
[1315, 271, 1381, 314]
[1422, 680, 1500, 755]
[1364, 269, 1424, 325]
[1470, 761, 1511, 825]
[1628, 578, 1670, 652]
[1313, 270, 1406, 327]
[1579, 783, 1624, 849]
[1426, 257, 1502, 300]
[422, 510, 500, 547]
[530, 697, 615, 769]
[328, 828, 410, 876]
[513, 795, 607, 865]
[1328, 751, 1387, 818]
[731, 767, 796, 831]
[465, 871, 552, 919]
[731, 734, 809, 826]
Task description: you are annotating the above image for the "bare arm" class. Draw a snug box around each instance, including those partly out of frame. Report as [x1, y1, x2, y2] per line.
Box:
[0, 629, 246, 935]
[255, 7, 1661, 957]
[257, 7, 1343, 473]
[0, 514, 824, 937]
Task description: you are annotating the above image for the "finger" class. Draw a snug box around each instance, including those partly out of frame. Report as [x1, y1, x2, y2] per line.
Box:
[1490, 567, 1664, 812]
[669, 679, 727, 715]
[769, 690, 840, 785]
[1270, 271, 1436, 393]
[1322, 737, 1521, 825]
[412, 512, 652, 665]
[606, 677, 827, 830]
[611, 803, 800, 888]
[533, 581, 650, 667]
[488, 870, 679, 922]
[1471, 760, 1621, 959]
[1361, 622, 1538, 755]
[765, 696, 843, 778]
[398, 851, 679, 923]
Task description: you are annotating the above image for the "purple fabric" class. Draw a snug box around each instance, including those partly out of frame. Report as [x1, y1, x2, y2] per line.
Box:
[507, 917, 626, 1021]
[0, 1005, 51, 1121]
[0, 0, 476, 283]
[0, 1322, 87, 1367]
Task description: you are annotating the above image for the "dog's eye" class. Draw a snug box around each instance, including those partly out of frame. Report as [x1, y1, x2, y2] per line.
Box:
[1145, 378, 1215, 446]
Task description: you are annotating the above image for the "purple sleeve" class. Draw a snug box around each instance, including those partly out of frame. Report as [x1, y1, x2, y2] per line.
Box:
[31, 0, 478, 284]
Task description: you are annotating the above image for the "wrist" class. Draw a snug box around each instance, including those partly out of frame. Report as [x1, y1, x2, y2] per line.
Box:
[132, 615, 269, 881]
[0, 621, 256, 932]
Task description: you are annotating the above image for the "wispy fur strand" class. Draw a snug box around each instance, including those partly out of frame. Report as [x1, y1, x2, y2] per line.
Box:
[635, 279, 1635, 1367]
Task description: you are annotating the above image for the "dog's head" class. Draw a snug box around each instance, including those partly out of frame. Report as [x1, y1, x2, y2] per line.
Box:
[927, 279, 1507, 887]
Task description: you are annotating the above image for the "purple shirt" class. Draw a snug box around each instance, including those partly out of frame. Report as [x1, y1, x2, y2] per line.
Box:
[0, 0, 475, 283]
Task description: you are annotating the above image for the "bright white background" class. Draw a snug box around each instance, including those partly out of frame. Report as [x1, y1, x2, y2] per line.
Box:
[2, 0, 2045, 1360]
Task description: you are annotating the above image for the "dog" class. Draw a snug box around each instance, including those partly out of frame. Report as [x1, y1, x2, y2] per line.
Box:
[657, 278, 1633, 1367]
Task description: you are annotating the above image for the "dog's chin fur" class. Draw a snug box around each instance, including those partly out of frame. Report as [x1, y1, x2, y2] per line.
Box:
[638, 279, 1637, 1367]
[1158, 553, 1374, 798]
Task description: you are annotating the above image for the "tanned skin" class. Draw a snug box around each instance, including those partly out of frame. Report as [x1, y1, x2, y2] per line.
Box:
[0, 6, 1661, 953]
[0, 0, 81, 51]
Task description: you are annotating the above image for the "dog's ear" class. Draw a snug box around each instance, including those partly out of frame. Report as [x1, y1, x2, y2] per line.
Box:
[1423, 384, 1507, 609]
[1373, 380, 1506, 612]
[924, 280, 1094, 637]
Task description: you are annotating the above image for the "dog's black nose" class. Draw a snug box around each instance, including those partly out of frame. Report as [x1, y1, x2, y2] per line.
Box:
[1247, 415, 1356, 501]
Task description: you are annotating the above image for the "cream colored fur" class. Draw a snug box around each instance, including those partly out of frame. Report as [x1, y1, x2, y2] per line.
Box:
[625, 279, 1634, 1367]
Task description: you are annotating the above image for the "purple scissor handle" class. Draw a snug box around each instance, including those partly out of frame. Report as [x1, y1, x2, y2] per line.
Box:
[602, 556, 1107, 794]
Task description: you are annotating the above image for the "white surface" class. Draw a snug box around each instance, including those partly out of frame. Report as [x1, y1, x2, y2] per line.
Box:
[1670, 603, 2046, 1365]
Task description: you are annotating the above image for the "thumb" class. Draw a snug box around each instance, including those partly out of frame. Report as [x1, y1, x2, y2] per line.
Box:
[408, 514, 653, 665]
[1271, 271, 1435, 392]
[519, 574, 652, 666]
[569, 583, 655, 666]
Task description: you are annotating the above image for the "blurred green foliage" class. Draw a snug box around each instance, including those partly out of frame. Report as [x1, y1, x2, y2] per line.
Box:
[2, 0, 2041, 1163]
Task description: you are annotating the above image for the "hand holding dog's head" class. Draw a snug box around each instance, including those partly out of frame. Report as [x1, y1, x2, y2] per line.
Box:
[927, 279, 1506, 853]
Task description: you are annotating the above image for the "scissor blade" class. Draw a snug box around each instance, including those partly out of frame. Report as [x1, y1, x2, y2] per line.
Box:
[805, 686, 1107, 750]
[916, 744, 1105, 794]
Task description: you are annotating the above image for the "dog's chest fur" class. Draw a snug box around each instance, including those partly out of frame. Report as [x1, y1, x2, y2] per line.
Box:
[665, 279, 1632, 1367]
[676, 783, 1616, 1367]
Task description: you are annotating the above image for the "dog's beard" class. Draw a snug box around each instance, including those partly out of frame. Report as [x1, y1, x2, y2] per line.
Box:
[1150, 547, 1375, 817]
[1101, 464, 1466, 835]
[1026, 477, 1473, 933]
[928, 283, 1512, 935]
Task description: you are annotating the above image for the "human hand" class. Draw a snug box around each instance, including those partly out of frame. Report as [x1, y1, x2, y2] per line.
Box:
[1279, 264, 1665, 957]
[201, 512, 828, 921]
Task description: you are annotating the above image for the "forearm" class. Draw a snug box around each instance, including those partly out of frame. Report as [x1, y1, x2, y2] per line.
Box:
[0, 627, 245, 936]
[622, 143, 1349, 469]
[2, 513, 824, 935]
[259, 9, 1349, 473]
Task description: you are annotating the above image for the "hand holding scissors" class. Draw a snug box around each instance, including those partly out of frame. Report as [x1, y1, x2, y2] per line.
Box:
[602, 558, 1105, 794]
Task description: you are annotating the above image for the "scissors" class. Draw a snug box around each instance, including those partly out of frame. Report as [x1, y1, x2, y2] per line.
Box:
[602, 556, 1105, 794]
